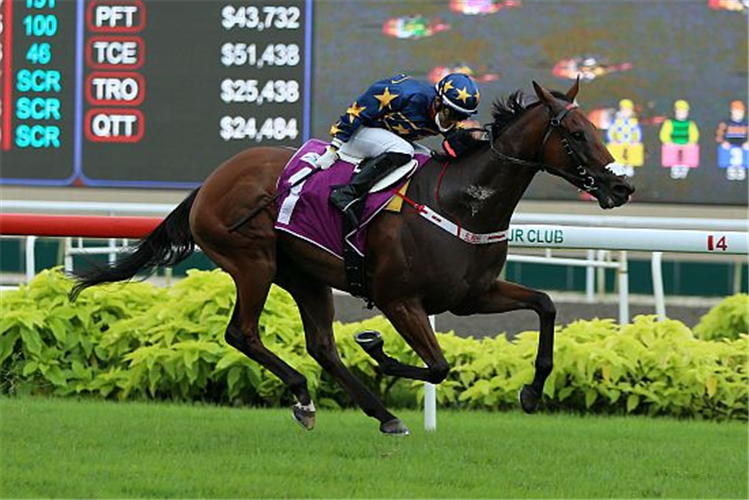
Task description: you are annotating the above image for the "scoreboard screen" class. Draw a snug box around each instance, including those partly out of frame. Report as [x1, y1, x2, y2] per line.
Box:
[1, 0, 309, 187]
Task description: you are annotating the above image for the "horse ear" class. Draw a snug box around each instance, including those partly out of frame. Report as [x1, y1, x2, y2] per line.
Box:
[532, 80, 553, 105]
[566, 75, 580, 101]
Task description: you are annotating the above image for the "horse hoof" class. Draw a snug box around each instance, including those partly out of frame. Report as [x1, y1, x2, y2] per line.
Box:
[519, 385, 541, 414]
[354, 330, 383, 353]
[292, 403, 316, 431]
[380, 418, 410, 436]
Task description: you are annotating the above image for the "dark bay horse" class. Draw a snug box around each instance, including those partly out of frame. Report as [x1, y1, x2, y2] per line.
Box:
[71, 80, 633, 435]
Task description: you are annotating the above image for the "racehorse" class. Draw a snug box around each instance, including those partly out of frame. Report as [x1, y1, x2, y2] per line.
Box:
[70, 80, 634, 435]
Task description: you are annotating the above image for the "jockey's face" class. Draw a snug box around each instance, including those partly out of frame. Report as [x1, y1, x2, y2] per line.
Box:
[435, 99, 469, 132]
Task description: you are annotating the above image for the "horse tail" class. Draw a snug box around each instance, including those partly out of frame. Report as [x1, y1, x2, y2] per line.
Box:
[69, 188, 200, 301]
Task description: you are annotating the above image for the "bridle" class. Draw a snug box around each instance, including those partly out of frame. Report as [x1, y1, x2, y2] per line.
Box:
[485, 101, 598, 193]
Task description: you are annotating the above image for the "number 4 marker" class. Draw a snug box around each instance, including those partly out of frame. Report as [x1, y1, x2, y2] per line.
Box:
[707, 235, 728, 251]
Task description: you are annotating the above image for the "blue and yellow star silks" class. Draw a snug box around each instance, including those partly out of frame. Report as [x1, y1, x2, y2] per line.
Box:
[330, 74, 441, 143]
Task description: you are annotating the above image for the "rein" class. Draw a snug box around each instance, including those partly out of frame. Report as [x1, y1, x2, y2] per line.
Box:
[435, 160, 451, 209]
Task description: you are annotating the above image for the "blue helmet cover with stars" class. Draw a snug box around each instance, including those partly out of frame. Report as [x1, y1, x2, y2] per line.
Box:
[436, 73, 480, 115]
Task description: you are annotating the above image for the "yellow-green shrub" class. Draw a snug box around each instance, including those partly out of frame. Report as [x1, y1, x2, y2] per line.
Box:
[1, 268, 746, 420]
[694, 293, 749, 341]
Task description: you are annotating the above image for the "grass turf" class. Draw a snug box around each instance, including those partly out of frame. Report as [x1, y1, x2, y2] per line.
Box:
[0, 396, 746, 499]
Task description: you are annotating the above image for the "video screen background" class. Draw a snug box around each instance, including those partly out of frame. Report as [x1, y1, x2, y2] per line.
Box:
[312, 0, 748, 205]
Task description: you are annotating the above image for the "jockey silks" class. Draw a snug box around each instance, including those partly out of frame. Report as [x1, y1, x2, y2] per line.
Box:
[329, 74, 441, 143]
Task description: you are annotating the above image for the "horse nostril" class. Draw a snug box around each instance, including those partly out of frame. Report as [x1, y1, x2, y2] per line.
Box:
[613, 183, 634, 197]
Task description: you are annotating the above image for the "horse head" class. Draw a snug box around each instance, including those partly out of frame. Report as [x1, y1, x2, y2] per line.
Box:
[531, 78, 634, 209]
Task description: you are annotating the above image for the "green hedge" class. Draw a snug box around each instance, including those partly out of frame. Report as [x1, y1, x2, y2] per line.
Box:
[694, 293, 749, 341]
[1, 268, 747, 420]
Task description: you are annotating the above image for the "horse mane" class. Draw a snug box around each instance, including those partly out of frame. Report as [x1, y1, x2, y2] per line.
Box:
[490, 89, 573, 136]
[433, 88, 572, 162]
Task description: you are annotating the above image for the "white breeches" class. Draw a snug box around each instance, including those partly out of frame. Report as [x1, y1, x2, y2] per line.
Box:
[339, 126, 430, 159]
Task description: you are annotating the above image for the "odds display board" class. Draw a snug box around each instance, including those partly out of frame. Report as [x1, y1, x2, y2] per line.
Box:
[1, 0, 310, 187]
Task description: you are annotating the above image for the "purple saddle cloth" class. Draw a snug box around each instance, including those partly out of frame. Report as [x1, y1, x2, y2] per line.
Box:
[274, 139, 430, 258]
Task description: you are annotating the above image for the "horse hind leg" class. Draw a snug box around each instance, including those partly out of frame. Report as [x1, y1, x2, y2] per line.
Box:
[277, 269, 409, 436]
[213, 251, 314, 428]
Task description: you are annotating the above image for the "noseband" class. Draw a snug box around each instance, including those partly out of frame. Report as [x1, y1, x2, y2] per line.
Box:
[486, 102, 598, 193]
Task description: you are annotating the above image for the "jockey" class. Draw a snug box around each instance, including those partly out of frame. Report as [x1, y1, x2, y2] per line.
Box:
[315, 72, 481, 226]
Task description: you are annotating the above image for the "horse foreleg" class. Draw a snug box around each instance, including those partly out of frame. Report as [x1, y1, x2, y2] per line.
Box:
[373, 299, 451, 384]
[279, 273, 408, 436]
[454, 279, 556, 413]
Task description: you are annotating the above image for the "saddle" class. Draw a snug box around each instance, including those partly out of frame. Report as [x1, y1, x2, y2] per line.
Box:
[337, 149, 419, 192]
[274, 139, 430, 302]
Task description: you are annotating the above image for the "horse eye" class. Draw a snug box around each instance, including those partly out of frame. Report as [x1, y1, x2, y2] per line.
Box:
[572, 131, 585, 141]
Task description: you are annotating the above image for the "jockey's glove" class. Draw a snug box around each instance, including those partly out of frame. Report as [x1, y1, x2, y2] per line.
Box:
[316, 144, 340, 170]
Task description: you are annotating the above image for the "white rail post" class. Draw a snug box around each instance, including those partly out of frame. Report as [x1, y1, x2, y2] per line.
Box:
[107, 212, 117, 265]
[651, 252, 667, 321]
[618, 251, 629, 324]
[733, 261, 743, 294]
[25, 236, 37, 282]
[107, 239, 118, 265]
[424, 314, 437, 431]
[596, 250, 608, 296]
[585, 249, 595, 303]
[64, 238, 74, 274]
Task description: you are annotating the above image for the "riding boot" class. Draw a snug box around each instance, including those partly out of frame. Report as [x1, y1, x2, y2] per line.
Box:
[330, 152, 411, 227]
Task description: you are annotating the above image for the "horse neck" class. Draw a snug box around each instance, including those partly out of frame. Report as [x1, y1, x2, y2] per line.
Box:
[435, 111, 547, 232]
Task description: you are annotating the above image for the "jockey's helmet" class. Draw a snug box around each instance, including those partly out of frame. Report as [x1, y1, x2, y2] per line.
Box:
[436, 73, 480, 117]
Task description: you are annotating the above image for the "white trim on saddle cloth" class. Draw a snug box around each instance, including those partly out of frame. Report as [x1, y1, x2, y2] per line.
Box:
[277, 166, 314, 225]
[343, 194, 399, 258]
[275, 147, 316, 190]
